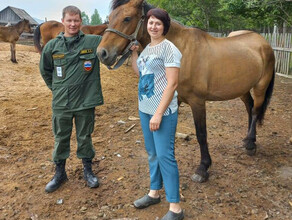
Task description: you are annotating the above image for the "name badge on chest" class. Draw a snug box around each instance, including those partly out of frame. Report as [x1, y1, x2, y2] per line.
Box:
[56, 67, 63, 77]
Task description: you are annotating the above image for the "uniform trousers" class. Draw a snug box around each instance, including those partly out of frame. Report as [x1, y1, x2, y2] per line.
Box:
[139, 110, 180, 203]
[52, 108, 95, 162]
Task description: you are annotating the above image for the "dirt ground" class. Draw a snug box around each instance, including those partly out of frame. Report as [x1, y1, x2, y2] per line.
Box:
[0, 43, 291, 220]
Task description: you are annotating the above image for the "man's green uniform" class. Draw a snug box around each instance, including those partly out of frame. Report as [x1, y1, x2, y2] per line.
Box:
[39, 31, 103, 162]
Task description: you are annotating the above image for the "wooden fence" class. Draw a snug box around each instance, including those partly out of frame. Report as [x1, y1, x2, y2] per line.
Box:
[261, 33, 292, 78]
[13, 30, 292, 78]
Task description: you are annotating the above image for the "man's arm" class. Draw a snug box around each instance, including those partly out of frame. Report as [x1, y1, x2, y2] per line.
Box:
[39, 43, 54, 90]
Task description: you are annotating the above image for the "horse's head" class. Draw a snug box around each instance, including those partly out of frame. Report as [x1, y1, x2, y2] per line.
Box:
[23, 19, 32, 33]
[97, 0, 149, 67]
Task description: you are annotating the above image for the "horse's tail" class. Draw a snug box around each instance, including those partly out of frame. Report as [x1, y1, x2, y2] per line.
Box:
[33, 23, 43, 54]
[258, 68, 275, 125]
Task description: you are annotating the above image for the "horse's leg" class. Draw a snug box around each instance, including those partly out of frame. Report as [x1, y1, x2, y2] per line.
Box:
[190, 100, 211, 183]
[240, 92, 254, 136]
[243, 100, 260, 156]
[243, 88, 267, 155]
[10, 43, 17, 63]
[243, 67, 275, 156]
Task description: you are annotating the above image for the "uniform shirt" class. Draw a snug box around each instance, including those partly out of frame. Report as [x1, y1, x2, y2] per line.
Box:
[137, 39, 182, 116]
[39, 31, 103, 111]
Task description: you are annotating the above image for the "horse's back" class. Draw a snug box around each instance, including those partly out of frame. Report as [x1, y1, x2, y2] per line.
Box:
[227, 30, 253, 37]
[41, 21, 64, 35]
[224, 31, 274, 66]
[40, 20, 64, 44]
[176, 29, 274, 101]
[81, 25, 91, 34]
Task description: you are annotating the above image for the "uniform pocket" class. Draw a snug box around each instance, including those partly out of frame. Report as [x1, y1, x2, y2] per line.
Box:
[79, 53, 96, 74]
[53, 58, 67, 80]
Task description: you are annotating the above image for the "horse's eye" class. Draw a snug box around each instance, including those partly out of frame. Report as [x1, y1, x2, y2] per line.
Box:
[123, 17, 131, 22]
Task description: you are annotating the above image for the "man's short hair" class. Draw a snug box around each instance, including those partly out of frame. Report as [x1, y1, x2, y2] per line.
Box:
[62, 6, 82, 19]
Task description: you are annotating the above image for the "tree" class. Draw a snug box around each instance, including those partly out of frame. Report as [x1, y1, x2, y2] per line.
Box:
[91, 9, 103, 25]
[148, 0, 222, 31]
[81, 11, 90, 25]
[104, 16, 109, 24]
[148, 0, 292, 32]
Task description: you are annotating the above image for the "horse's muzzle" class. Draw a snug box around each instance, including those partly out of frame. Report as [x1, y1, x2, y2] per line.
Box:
[97, 47, 117, 67]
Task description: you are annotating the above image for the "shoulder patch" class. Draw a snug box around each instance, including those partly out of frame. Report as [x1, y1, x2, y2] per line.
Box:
[52, 54, 65, 59]
[80, 49, 93, 55]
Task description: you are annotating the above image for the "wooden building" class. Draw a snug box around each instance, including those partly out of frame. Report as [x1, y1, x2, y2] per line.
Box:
[0, 6, 38, 27]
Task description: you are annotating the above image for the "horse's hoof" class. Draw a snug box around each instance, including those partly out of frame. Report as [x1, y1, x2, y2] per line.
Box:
[244, 141, 257, 156]
[246, 147, 256, 156]
[191, 173, 208, 183]
[11, 60, 17, 63]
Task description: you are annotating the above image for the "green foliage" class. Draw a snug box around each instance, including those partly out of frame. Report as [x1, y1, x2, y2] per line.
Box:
[81, 11, 90, 25]
[90, 9, 103, 25]
[147, 0, 292, 32]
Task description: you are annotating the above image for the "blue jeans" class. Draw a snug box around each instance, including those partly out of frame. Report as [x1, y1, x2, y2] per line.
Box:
[139, 110, 180, 203]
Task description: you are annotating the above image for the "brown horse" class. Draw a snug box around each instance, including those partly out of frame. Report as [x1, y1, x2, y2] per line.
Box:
[97, 0, 276, 183]
[33, 20, 108, 53]
[0, 19, 32, 63]
[227, 30, 254, 37]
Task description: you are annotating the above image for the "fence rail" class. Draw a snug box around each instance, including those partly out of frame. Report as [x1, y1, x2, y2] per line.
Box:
[12, 31, 292, 78]
[261, 33, 292, 78]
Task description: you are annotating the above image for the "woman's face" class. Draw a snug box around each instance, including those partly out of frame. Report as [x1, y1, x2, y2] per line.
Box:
[147, 15, 164, 39]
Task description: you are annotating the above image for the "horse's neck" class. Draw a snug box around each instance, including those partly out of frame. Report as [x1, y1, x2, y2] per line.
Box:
[138, 19, 210, 48]
[167, 21, 185, 41]
[14, 21, 24, 34]
[138, 20, 187, 47]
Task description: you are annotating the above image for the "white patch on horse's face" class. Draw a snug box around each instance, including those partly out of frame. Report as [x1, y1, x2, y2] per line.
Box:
[62, 13, 82, 37]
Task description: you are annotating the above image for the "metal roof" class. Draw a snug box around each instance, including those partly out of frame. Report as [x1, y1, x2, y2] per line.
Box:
[0, 6, 38, 25]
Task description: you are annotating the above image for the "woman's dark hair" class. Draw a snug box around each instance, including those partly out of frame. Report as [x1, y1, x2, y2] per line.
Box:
[146, 8, 171, 36]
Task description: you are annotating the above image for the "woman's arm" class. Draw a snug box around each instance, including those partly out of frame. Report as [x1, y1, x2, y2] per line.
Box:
[149, 67, 179, 131]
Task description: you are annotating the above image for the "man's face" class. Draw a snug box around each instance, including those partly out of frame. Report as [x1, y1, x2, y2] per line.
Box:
[62, 13, 82, 37]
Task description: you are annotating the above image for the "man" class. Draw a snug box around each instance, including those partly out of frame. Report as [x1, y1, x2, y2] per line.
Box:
[39, 6, 103, 193]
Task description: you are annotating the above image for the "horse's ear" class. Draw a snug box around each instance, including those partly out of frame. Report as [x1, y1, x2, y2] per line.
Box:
[133, 0, 145, 7]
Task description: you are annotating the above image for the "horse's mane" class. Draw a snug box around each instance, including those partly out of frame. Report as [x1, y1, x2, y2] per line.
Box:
[14, 19, 28, 27]
[111, 0, 154, 12]
[109, 1, 204, 31]
[111, 0, 130, 11]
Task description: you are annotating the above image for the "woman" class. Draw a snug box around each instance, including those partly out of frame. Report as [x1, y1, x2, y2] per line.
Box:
[131, 8, 184, 220]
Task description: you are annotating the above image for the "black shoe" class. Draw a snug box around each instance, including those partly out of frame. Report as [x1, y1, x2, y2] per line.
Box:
[82, 158, 99, 188]
[45, 160, 68, 193]
[161, 210, 184, 220]
[133, 195, 161, 209]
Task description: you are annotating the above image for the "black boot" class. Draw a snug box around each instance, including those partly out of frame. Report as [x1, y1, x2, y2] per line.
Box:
[45, 160, 68, 193]
[82, 158, 99, 188]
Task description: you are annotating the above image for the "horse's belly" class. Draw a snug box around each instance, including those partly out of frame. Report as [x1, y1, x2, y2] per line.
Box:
[207, 89, 249, 101]
[206, 72, 260, 101]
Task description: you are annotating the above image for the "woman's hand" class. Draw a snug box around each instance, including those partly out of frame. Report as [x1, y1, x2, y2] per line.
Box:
[130, 44, 139, 52]
[149, 113, 162, 131]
